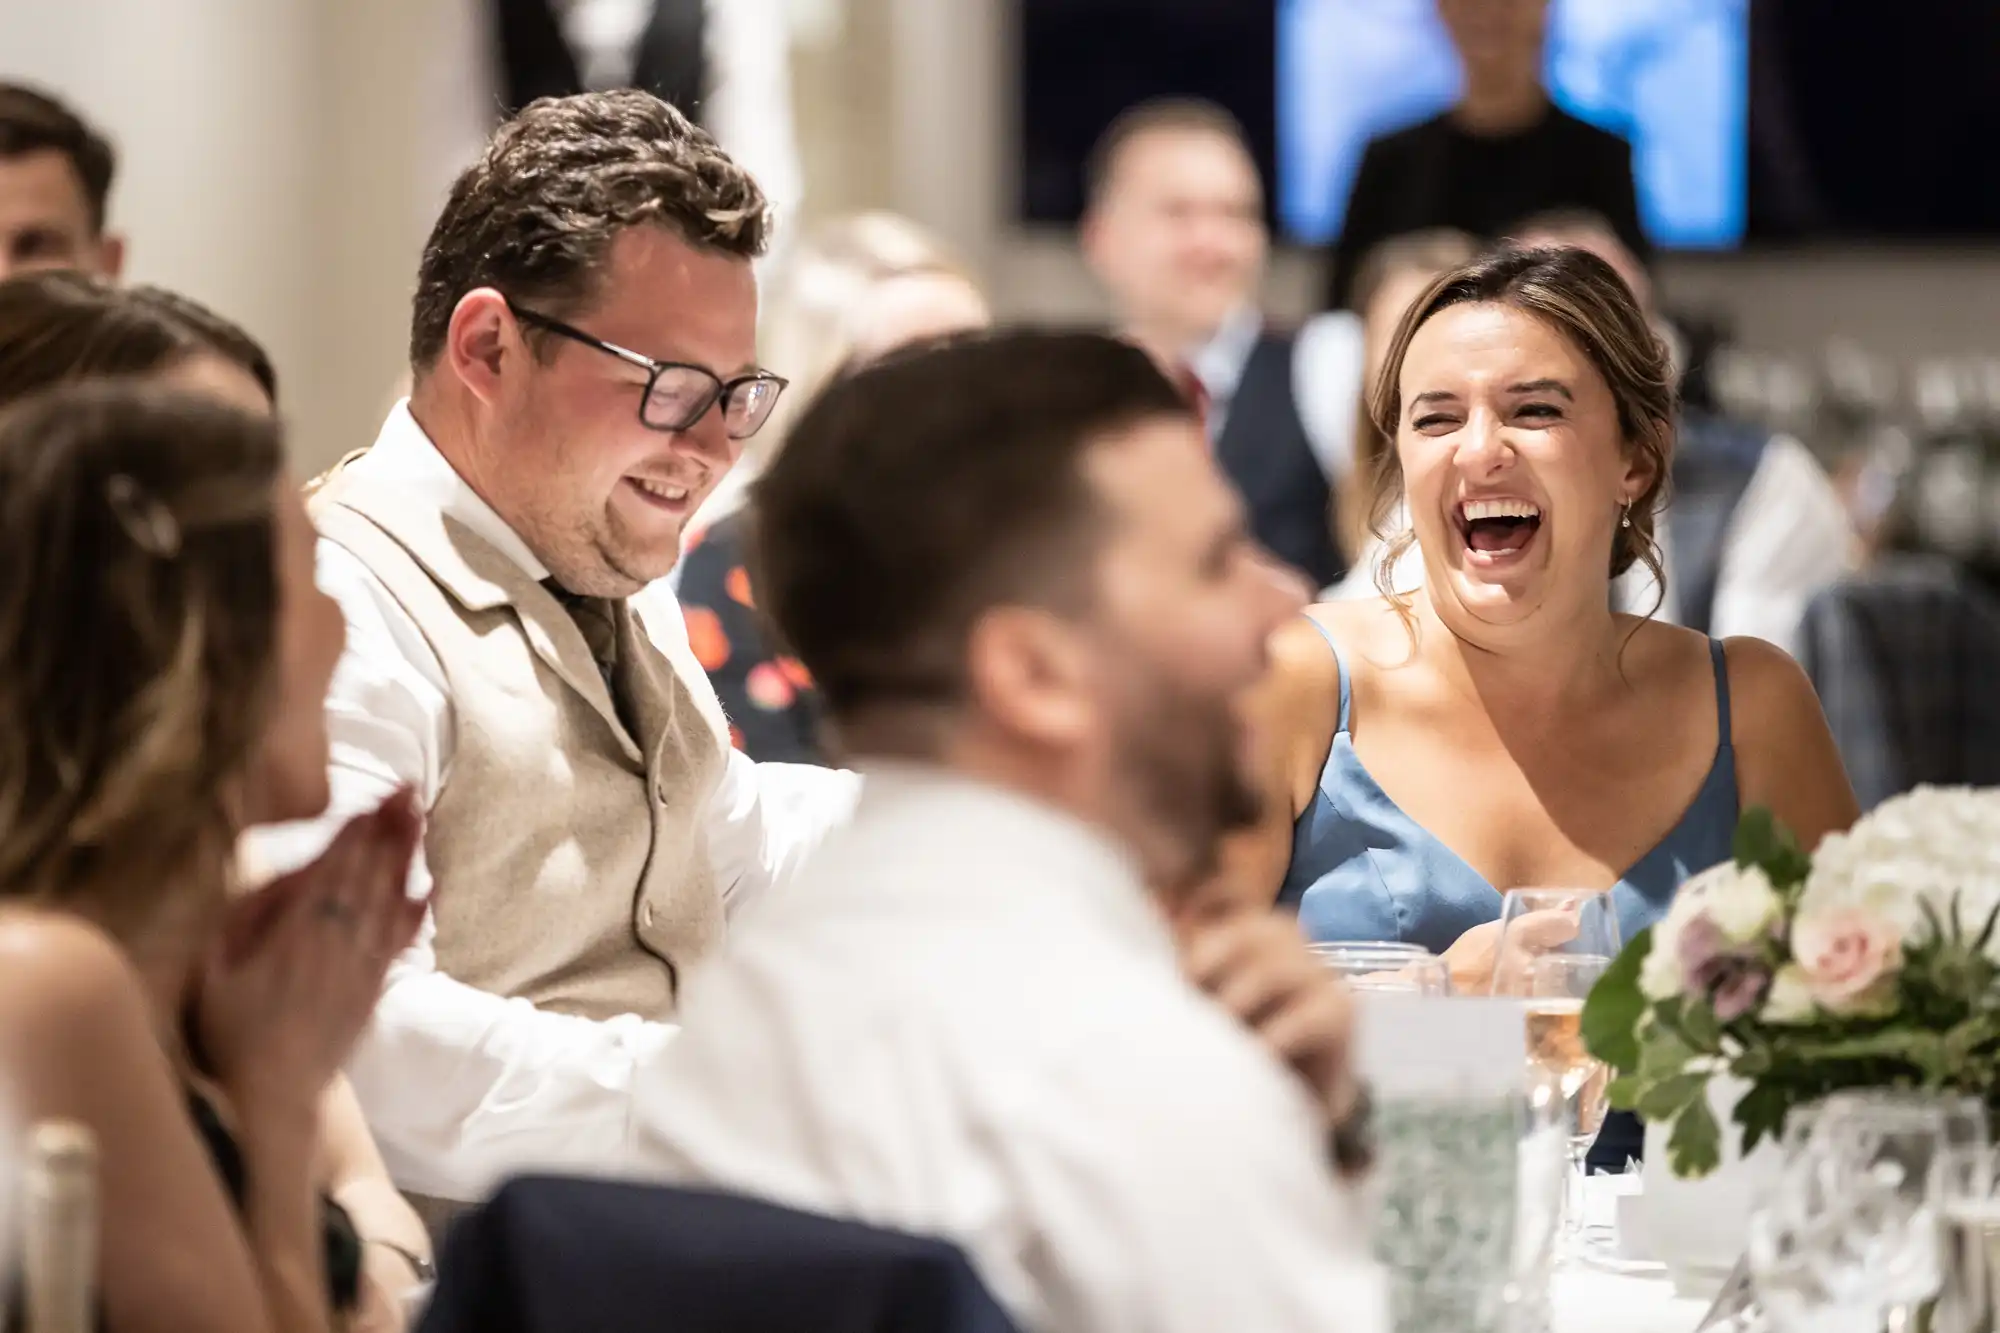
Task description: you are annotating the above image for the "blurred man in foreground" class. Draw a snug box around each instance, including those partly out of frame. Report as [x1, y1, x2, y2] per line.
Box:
[635, 331, 1384, 1333]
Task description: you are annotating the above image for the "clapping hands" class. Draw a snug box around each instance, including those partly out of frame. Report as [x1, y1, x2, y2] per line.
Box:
[194, 789, 424, 1122]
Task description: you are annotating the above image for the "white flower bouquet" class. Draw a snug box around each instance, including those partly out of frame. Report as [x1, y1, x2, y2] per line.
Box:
[1582, 786, 2000, 1177]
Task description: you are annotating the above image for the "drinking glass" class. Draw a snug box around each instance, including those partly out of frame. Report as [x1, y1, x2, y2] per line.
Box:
[1310, 941, 1452, 995]
[1749, 1092, 1963, 1333]
[1491, 889, 1621, 1242]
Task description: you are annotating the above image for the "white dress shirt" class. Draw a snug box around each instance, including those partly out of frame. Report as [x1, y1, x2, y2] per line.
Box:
[630, 764, 1386, 1333]
[247, 404, 857, 1203]
[1329, 434, 1856, 658]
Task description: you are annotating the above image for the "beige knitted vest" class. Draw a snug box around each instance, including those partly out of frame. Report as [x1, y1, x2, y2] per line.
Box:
[310, 472, 727, 1022]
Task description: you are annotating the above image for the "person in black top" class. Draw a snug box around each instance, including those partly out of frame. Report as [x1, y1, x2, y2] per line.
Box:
[1321, 0, 1645, 311]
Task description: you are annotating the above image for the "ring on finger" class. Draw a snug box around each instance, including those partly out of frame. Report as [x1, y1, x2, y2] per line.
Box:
[316, 899, 358, 927]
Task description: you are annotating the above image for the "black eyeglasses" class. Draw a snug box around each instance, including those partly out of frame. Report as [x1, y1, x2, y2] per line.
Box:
[509, 304, 789, 439]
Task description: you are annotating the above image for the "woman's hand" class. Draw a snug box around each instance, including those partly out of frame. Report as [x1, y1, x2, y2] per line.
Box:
[351, 1243, 420, 1333]
[1441, 910, 1580, 996]
[1181, 911, 1360, 1126]
[194, 789, 423, 1122]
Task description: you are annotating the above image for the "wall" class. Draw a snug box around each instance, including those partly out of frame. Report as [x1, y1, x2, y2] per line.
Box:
[0, 0, 438, 474]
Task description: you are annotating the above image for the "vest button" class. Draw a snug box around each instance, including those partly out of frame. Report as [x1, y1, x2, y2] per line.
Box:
[640, 901, 656, 928]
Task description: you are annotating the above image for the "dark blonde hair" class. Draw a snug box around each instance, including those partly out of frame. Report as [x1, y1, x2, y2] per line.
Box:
[0, 271, 277, 407]
[1369, 246, 1676, 605]
[0, 382, 285, 917]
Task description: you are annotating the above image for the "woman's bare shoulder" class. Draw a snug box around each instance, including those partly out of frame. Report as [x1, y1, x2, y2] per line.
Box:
[0, 909, 152, 1037]
[1618, 616, 1720, 688]
[1718, 635, 1860, 846]
[1718, 634, 1827, 748]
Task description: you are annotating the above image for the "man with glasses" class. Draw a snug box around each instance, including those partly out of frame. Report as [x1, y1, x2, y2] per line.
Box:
[252, 89, 858, 1227]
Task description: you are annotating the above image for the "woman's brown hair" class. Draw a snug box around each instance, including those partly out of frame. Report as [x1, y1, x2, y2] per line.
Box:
[0, 382, 285, 922]
[1368, 245, 1677, 606]
[1338, 228, 1479, 561]
[0, 270, 277, 408]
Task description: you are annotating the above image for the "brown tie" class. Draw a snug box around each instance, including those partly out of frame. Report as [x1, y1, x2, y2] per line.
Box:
[544, 581, 620, 684]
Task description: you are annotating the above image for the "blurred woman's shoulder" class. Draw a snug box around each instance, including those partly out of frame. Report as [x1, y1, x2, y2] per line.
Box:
[0, 907, 152, 1045]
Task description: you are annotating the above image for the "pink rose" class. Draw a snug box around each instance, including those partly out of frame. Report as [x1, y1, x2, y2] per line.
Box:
[1789, 906, 1902, 1014]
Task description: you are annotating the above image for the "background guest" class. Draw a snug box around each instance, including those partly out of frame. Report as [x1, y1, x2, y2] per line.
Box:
[1320, 0, 1643, 311]
[1082, 98, 1362, 591]
[634, 331, 1382, 1333]
[678, 211, 990, 763]
[1222, 248, 1855, 994]
[0, 268, 437, 1332]
[0, 82, 123, 282]
[0, 383, 420, 1333]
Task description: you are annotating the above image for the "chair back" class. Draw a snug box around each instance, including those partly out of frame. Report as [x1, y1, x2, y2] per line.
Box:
[1799, 555, 2000, 808]
[417, 1176, 1021, 1333]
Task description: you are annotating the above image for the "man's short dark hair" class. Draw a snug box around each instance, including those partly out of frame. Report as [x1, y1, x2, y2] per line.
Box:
[409, 89, 769, 371]
[1084, 98, 1250, 206]
[0, 84, 116, 231]
[753, 330, 1191, 720]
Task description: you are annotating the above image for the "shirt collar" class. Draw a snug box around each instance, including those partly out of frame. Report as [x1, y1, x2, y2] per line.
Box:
[1185, 304, 1265, 408]
[347, 400, 552, 582]
[845, 760, 1179, 966]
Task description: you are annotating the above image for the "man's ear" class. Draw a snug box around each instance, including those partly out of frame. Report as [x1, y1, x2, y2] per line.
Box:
[95, 232, 126, 281]
[963, 606, 1094, 749]
[444, 288, 522, 408]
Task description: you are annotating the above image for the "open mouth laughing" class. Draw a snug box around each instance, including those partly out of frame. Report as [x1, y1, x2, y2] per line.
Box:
[1454, 496, 1542, 567]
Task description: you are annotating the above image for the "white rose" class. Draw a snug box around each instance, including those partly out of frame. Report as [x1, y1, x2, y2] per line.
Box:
[1640, 933, 1685, 1001]
[1705, 865, 1781, 944]
[1802, 787, 2000, 957]
[1761, 963, 1818, 1025]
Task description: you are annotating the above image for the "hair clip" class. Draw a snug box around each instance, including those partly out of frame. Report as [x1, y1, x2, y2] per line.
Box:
[105, 474, 182, 558]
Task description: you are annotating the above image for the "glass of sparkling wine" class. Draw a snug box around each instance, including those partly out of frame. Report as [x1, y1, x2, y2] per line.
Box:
[1491, 889, 1622, 1239]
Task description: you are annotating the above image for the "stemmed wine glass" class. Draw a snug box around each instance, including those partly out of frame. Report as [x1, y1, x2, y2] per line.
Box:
[1491, 889, 1622, 1243]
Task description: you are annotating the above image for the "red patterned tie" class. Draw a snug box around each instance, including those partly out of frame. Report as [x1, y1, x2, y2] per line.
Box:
[1173, 361, 1211, 435]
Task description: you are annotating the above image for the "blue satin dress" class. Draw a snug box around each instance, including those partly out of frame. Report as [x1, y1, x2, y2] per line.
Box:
[1275, 621, 1741, 1171]
[1278, 620, 1739, 949]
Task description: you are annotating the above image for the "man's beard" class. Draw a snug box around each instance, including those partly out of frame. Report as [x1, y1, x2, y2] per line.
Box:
[1106, 665, 1263, 884]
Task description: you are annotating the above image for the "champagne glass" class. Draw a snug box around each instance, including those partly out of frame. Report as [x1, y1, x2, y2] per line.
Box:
[1491, 889, 1622, 1243]
[1309, 941, 1452, 995]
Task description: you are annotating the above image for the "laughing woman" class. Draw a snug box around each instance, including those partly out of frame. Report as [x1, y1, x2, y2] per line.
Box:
[1226, 247, 1857, 995]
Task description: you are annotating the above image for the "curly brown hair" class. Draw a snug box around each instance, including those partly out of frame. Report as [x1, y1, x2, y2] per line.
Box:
[408, 89, 770, 372]
[0, 382, 284, 918]
[1368, 246, 1677, 608]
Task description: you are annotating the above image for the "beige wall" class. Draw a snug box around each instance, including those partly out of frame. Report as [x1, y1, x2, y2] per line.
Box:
[0, 0, 435, 474]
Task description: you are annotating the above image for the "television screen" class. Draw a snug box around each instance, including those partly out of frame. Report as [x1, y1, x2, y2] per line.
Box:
[1278, 0, 1747, 249]
[1018, 0, 2000, 250]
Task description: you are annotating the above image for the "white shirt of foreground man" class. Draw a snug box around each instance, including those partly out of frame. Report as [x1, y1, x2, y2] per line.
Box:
[252, 404, 856, 1204]
[634, 766, 1386, 1333]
